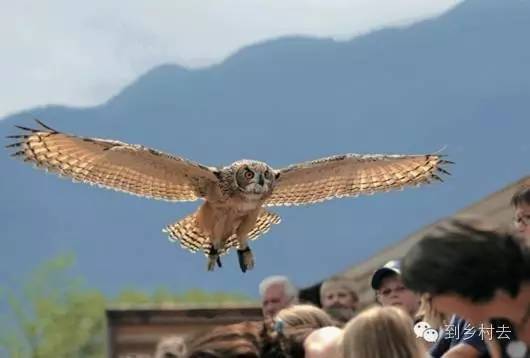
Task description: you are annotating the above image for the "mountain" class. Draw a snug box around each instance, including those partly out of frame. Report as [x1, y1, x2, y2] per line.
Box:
[1, 0, 529, 298]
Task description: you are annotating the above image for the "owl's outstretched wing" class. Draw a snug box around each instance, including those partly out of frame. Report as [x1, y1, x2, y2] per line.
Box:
[6, 120, 219, 202]
[265, 153, 452, 207]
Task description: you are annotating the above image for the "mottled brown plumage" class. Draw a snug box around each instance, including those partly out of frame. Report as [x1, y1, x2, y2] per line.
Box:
[6, 120, 453, 272]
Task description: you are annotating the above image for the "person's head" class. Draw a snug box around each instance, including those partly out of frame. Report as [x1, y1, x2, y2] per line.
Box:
[154, 335, 187, 358]
[401, 219, 530, 325]
[259, 276, 298, 318]
[274, 304, 336, 330]
[319, 277, 359, 324]
[371, 259, 420, 317]
[341, 306, 426, 358]
[303, 326, 343, 358]
[186, 321, 262, 358]
[512, 185, 530, 243]
[261, 304, 336, 358]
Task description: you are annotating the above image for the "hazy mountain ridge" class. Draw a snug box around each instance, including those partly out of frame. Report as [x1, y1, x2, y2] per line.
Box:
[1, 0, 529, 297]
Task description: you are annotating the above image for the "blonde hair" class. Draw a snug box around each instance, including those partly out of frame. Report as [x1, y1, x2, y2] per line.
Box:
[266, 304, 336, 357]
[275, 304, 336, 330]
[342, 306, 425, 358]
[415, 294, 448, 330]
[304, 327, 344, 358]
[320, 277, 358, 302]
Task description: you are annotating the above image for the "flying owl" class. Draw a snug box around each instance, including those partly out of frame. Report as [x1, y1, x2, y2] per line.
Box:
[6, 120, 452, 272]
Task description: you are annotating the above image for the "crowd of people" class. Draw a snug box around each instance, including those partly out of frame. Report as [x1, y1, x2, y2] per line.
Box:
[154, 186, 530, 358]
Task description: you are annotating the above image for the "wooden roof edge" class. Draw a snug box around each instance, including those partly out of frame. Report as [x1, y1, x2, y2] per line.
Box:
[105, 302, 260, 312]
[302, 175, 530, 288]
[339, 174, 530, 278]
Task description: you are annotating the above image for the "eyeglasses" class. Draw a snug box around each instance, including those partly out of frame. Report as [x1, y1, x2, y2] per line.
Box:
[378, 285, 406, 298]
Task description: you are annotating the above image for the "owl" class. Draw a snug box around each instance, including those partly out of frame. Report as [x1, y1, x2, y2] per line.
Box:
[6, 120, 452, 272]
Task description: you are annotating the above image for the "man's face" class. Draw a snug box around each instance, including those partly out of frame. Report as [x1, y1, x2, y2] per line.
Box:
[377, 274, 420, 317]
[261, 283, 292, 318]
[514, 202, 530, 243]
[321, 287, 358, 324]
[430, 293, 490, 326]
[321, 287, 358, 310]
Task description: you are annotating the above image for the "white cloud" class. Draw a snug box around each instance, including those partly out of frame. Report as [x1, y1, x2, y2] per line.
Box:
[0, 0, 461, 119]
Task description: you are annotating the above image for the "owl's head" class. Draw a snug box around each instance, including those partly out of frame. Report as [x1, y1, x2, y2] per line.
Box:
[231, 160, 278, 197]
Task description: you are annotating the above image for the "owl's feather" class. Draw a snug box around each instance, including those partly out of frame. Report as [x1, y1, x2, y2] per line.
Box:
[165, 209, 281, 256]
[6, 120, 219, 202]
[265, 153, 452, 206]
[6, 120, 453, 272]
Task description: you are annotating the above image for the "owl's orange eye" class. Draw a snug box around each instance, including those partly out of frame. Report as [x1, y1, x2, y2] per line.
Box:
[244, 170, 254, 179]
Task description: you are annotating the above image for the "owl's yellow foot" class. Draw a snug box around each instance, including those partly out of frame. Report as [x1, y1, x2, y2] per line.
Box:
[237, 247, 254, 273]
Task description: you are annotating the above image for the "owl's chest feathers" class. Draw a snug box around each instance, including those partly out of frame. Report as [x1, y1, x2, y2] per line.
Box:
[213, 194, 263, 215]
[231, 196, 263, 212]
[198, 190, 264, 241]
[206, 182, 266, 212]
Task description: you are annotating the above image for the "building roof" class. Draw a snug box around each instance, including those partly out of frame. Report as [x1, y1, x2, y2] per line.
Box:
[301, 175, 530, 307]
[106, 305, 262, 357]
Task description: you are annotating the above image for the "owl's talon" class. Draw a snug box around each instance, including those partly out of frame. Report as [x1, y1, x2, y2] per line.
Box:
[207, 248, 221, 271]
[237, 247, 254, 273]
[207, 256, 217, 271]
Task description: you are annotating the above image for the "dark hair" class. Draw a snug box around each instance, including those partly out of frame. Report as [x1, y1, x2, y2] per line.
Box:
[511, 186, 530, 207]
[186, 321, 262, 358]
[401, 220, 530, 303]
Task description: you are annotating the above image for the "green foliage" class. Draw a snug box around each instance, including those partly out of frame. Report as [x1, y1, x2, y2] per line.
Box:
[0, 254, 106, 358]
[0, 254, 255, 358]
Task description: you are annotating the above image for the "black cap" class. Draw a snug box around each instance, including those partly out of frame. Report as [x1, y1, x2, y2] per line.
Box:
[371, 260, 401, 290]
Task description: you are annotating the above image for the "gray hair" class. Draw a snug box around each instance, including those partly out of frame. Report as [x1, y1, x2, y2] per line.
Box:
[259, 275, 298, 300]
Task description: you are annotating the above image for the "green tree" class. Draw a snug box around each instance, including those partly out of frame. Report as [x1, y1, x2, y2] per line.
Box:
[0, 254, 255, 358]
[0, 254, 106, 358]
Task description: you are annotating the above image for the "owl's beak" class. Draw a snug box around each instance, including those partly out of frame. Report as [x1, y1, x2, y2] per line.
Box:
[258, 174, 264, 186]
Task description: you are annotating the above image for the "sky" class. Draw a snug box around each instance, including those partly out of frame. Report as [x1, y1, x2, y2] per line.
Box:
[1, 0, 461, 119]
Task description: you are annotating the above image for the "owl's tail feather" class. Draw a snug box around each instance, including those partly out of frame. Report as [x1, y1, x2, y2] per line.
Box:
[246, 210, 281, 241]
[164, 212, 210, 255]
[163, 210, 281, 257]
